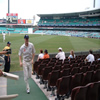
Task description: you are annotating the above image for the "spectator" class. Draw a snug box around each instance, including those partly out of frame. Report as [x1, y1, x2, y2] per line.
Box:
[68, 50, 76, 60]
[43, 49, 50, 59]
[37, 49, 44, 61]
[3, 42, 11, 72]
[55, 47, 65, 61]
[85, 49, 95, 63]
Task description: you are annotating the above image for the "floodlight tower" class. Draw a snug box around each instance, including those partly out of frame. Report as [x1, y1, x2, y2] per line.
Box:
[8, 0, 10, 14]
[93, 0, 95, 8]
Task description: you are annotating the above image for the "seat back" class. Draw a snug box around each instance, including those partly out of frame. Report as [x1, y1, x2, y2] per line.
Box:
[63, 60, 69, 64]
[71, 72, 83, 90]
[70, 63, 78, 69]
[56, 75, 71, 95]
[61, 64, 70, 69]
[93, 69, 100, 82]
[69, 60, 75, 64]
[78, 62, 86, 67]
[33, 61, 41, 72]
[37, 63, 46, 75]
[50, 58, 57, 63]
[80, 66, 88, 73]
[42, 59, 50, 64]
[95, 64, 100, 70]
[86, 62, 91, 66]
[71, 86, 88, 100]
[42, 66, 52, 80]
[53, 65, 61, 70]
[55, 60, 63, 66]
[48, 70, 60, 86]
[47, 62, 55, 67]
[82, 70, 93, 86]
[92, 60, 97, 65]
[88, 65, 95, 71]
[86, 81, 100, 100]
[71, 67, 80, 75]
[60, 68, 70, 77]
[76, 59, 81, 63]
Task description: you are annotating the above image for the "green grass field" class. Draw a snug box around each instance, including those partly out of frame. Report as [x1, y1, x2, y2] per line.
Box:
[0, 34, 100, 72]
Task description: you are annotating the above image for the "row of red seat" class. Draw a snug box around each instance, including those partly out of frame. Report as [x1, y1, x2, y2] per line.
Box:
[71, 81, 100, 100]
[35, 62, 100, 78]
[34, 58, 100, 75]
[33, 54, 100, 100]
[49, 69, 100, 99]
[33, 62, 100, 99]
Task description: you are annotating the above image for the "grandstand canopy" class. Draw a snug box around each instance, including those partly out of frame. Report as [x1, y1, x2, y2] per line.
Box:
[37, 8, 100, 18]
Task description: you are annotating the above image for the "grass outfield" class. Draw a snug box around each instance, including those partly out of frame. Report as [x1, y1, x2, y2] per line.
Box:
[0, 34, 100, 72]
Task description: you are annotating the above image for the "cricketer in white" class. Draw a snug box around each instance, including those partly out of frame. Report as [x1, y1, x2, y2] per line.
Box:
[19, 35, 35, 94]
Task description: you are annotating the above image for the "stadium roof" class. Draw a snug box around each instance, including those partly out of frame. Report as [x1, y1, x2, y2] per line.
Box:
[37, 8, 100, 17]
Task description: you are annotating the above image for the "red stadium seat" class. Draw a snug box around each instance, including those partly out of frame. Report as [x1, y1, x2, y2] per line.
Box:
[71, 85, 88, 100]
[86, 81, 100, 100]
[56, 75, 71, 100]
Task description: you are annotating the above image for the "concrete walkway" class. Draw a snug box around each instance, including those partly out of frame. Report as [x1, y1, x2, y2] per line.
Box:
[0, 73, 71, 100]
[32, 75, 71, 100]
[0, 77, 7, 96]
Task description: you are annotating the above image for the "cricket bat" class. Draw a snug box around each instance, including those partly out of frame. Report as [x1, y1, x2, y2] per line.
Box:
[0, 94, 18, 100]
[2, 72, 19, 80]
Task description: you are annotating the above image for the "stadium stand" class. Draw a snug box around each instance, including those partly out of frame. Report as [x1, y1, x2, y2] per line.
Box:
[36, 8, 100, 39]
[38, 17, 100, 26]
[34, 30, 100, 38]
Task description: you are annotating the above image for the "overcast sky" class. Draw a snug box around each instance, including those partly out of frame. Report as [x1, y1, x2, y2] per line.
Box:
[0, 0, 100, 20]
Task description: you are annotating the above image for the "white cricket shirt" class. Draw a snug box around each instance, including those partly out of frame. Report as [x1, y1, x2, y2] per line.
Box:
[19, 42, 35, 62]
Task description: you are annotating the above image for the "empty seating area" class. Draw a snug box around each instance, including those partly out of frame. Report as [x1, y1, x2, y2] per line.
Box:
[33, 54, 100, 100]
[34, 30, 100, 38]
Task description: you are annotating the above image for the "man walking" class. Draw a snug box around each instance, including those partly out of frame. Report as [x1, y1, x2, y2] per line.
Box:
[19, 35, 35, 94]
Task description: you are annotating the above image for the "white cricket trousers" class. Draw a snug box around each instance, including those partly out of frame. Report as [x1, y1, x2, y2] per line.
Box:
[3, 36, 5, 42]
[23, 60, 32, 89]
